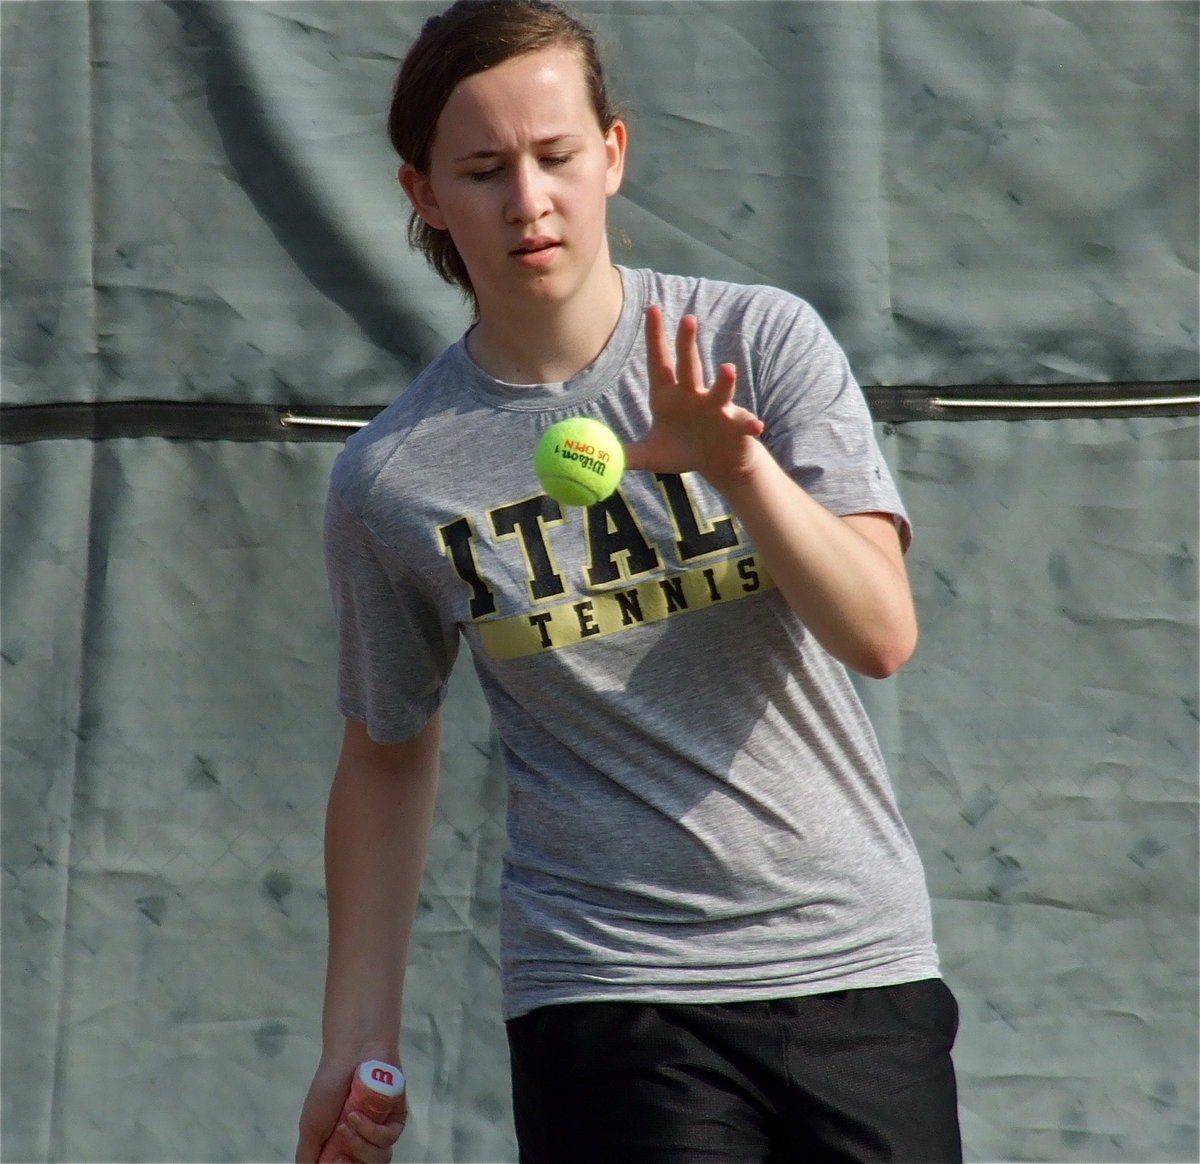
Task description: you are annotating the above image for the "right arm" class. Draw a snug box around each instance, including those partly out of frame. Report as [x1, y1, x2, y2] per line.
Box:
[296, 712, 443, 1163]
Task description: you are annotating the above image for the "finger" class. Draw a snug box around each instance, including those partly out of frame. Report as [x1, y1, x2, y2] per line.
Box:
[725, 395, 765, 437]
[733, 406, 766, 437]
[348, 1108, 406, 1150]
[344, 1116, 388, 1153]
[674, 315, 707, 392]
[709, 363, 764, 435]
[711, 362, 738, 407]
[332, 1123, 391, 1164]
[644, 306, 676, 385]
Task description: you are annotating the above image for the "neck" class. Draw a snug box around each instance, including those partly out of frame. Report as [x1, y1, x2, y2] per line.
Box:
[467, 264, 624, 385]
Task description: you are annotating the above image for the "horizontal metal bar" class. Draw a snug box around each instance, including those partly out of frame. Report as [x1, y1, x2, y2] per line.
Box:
[3, 385, 1196, 443]
[280, 414, 371, 429]
[930, 395, 1200, 411]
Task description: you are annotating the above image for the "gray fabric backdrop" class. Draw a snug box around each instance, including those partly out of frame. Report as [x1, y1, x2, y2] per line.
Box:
[2, 3, 1196, 1161]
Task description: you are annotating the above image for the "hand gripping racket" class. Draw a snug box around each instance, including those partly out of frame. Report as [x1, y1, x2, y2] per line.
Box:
[317, 1060, 406, 1163]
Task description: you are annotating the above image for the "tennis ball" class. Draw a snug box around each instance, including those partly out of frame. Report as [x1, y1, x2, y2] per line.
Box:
[534, 417, 625, 507]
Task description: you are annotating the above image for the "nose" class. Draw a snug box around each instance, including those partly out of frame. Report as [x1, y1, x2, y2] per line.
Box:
[505, 158, 552, 224]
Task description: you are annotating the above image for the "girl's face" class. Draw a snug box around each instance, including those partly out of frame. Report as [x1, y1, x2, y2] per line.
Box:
[400, 46, 626, 313]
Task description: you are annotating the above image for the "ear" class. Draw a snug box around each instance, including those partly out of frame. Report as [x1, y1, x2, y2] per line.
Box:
[399, 163, 447, 231]
[603, 120, 627, 199]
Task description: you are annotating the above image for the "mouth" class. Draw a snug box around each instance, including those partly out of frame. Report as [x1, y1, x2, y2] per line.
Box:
[511, 237, 561, 267]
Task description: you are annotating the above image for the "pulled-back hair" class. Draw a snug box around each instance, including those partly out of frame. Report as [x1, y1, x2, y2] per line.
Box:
[388, 0, 620, 299]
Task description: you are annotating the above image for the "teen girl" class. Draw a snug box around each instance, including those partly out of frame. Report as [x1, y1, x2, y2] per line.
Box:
[297, 2, 961, 1161]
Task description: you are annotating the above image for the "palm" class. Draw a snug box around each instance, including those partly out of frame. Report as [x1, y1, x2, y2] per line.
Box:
[624, 307, 764, 486]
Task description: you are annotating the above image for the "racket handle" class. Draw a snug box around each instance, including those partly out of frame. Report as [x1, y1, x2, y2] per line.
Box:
[317, 1060, 406, 1163]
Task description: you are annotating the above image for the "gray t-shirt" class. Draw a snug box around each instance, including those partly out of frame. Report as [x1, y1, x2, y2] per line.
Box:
[324, 267, 939, 1020]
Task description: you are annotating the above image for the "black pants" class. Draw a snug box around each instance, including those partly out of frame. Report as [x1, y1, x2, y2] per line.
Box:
[507, 979, 962, 1164]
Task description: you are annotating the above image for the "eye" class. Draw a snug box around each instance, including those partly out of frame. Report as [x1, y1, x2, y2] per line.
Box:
[468, 166, 502, 183]
[541, 153, 573, 169]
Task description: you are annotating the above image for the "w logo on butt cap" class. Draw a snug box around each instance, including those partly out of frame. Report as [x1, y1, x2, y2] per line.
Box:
[357, 1059, 406, 1096]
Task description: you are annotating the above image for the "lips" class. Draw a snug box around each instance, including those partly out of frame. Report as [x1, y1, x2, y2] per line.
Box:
[511, 237, 561, 267]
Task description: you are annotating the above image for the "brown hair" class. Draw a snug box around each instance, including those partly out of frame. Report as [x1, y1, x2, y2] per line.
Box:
[388, 0, 620, 299]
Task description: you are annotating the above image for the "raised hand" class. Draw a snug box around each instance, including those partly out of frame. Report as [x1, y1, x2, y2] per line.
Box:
[623, 306, 765, 487]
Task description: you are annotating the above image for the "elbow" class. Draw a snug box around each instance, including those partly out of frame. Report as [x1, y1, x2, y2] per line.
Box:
[858, 650, 910, 681]
[854, 622, 918, 680]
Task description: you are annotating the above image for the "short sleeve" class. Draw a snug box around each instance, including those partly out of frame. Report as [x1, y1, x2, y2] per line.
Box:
[753, 297, 912, 551]
[322, 488, 460, 742]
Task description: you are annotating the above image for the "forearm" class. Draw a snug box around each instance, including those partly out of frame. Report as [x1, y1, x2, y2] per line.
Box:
[631, 306, 916, 678]
[713, 442, 917, 679]
[320, 715, 442, 1065]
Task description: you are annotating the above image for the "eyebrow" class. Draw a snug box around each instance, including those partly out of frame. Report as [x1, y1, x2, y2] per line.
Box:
[452, 134, 583, 164]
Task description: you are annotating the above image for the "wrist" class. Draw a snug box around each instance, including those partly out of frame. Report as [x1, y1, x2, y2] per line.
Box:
[702, 438, 776, 500]
[319, 1041, 403, 1080]
[321, 1010, 402, 1071]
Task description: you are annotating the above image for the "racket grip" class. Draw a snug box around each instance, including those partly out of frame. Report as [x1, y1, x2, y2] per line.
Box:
[317, 1060, 406, 1163]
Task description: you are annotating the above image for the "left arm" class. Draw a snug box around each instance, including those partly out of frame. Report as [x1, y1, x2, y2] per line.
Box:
[625, 307, 916, 679]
